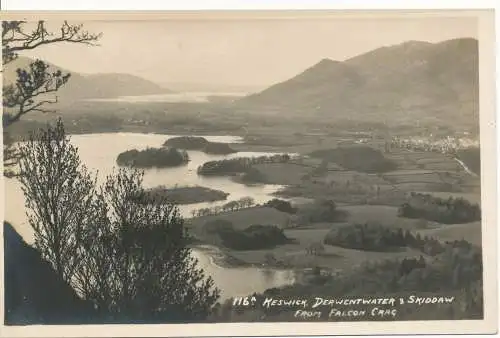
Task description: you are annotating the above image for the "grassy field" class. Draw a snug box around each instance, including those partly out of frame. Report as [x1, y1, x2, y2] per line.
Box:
[254, 144, 480, 205]
[414, 191, 482, 205]
[383, 172, 445, 184]
[186, 202, 449, 271]
[252, 163, 312, 185]
[185, 141, 482, 273]
[385, 149, 462, 172]
[58, 110, 482, 294]
[339, 205, 426, 230]
[187, 206, 291, 232]
[11, 101, 482, 276]
[182, 133, 482, 275]
[226, 226, 425, 271]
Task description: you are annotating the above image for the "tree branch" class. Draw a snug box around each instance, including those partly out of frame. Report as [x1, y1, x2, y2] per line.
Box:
[3, 21, 102, 65]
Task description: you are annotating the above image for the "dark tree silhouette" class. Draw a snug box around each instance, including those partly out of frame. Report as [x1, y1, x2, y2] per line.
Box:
[74, 168, 220, 322]
[18, 119, 98, 283]
[264, 198, 297, 214]
[398, 193, 481, 224]
[18, 121, 220, 322]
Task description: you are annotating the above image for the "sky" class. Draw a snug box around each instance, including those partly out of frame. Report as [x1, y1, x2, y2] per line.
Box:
[20, 14, 478, 90]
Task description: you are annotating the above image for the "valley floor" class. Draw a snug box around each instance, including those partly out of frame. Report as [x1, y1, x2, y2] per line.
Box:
[186, 134, 481, 275]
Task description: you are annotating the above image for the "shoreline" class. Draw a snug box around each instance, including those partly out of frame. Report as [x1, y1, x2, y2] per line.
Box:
[65, 128, 246, 140]
[190, 243, 304, 274]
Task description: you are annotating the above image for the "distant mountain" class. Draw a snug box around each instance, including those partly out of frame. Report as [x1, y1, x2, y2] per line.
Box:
[237, 38, 479, 126]
[3, 57, 172, 103]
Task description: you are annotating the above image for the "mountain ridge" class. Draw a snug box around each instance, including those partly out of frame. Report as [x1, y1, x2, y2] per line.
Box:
[236, 38, 479, 127]
[3, 56, 172, 103]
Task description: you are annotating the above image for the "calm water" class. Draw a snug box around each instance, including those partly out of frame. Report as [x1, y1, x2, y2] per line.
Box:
[4, 132, 296, 300]
[85, 92, 246, 103]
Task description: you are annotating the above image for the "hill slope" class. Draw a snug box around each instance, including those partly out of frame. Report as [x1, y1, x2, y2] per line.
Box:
[238, 38, 478, 126]
[4, 222, 96, 324]
[3, 56, 172, 103]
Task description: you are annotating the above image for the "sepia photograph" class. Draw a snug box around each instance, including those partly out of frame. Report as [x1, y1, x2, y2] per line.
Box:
[0, 9, 497, 337]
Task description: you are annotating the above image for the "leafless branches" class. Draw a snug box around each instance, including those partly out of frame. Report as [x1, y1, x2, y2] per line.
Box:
[2, 21, 102, 66]
[18, 119, 99, 282]
[2, 20, 101, 175]
[18, 121, 221, 320]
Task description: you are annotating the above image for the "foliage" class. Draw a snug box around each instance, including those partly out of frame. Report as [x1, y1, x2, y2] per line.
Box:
[2, 20, 100, 175]
[163, 136, 236, 154]
[18, 121, 220, 322]
[163, 136, 209, 150]
[220, 197, 255, 212]
[324, 223, 408, 252]
[239, 167, 268, 184]
[213, 239, 483, 321]
[2, 21, 101, 126]
[398, 192, 481, 224]
[197, 154, 291, 176]
[132, 185, 229, 205]
[238, 197, 256, 209]
[296, 199, 342, 223]
[116, 147, 189, 168]
[73, 168, 220, 321]
[18, 118, 98, 282]
[3, 131, 21, 177]
[192, 196, 256, 217]
[323, 221, 463, 256]
[264, 199, 297, 214]
[309, 146, 397, 173]
[206, 222, 290, 251]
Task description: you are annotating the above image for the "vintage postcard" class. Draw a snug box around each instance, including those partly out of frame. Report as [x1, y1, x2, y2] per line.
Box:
[0, 10, 497, 337]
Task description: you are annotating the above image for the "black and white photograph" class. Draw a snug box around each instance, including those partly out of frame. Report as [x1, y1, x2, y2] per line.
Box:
[0, 10, 497, 337]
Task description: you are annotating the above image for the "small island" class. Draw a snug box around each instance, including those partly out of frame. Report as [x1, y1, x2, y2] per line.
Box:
[163, 136, 237, 155]
[116, 147, 189, 168]
[197, 154, 291, 176]
[163, 136, 209, 150]
[134, 186, 229, 205]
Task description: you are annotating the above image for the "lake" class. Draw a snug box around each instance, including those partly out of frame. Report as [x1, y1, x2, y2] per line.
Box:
[84, 92, 246, 103]
[3, 132, 296, 300]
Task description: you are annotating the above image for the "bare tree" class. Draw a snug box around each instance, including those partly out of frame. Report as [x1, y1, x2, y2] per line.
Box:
[18, 118, 98, 282]
[20, 120, 220, 321]
[2, 20, 101, 175]
[74, 168, 220, 321]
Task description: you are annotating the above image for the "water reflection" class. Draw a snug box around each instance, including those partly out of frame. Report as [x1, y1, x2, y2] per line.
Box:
[4, 132, 296, 299]
[192, 247, 296, 300]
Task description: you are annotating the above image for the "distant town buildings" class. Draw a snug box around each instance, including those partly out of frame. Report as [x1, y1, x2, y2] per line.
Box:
[388, 135, 479, 155]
